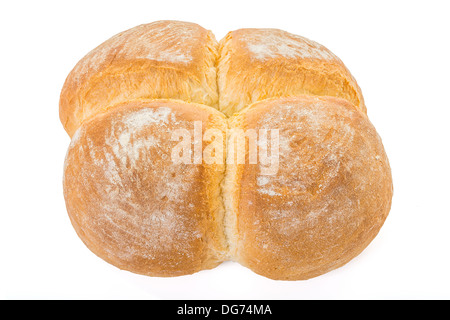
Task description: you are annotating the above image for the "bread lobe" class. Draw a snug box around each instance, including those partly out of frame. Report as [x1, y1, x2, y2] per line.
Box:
[226, 96, 392, 280]
[217, 28, 365, 117]
[63, 99, 228, 276]
[60, 21, 219, 137]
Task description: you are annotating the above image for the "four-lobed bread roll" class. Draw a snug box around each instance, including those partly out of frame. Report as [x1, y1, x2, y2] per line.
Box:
[61, 20, 393, 280]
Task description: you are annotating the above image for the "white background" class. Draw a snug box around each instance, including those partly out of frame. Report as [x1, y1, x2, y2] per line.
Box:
[1, 0, 449, 300]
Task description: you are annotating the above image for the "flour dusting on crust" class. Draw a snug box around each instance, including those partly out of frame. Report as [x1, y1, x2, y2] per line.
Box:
[63, 101, 225, 275]
[71, 21, 202, 83]
[241, 29, 337, 61]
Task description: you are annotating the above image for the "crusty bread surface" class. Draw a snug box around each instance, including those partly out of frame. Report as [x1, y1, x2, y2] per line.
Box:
[217, 28, 365, 117]
[60, 21, 219, 137]
[225, 96, 392, 280]
[60, 21, 392, 280]
[63, 99, 228, 276]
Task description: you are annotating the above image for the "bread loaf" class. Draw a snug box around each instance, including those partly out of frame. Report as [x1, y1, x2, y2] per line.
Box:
[61, 20, 393, 280]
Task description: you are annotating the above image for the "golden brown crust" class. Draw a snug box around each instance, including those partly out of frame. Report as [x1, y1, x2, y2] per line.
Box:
[217, 28, 365, 116]
[63, 99, 227, 276]
[60, 22, 392, 280]
[227, 96, 392, 280]
[60, 21, 219, 137]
